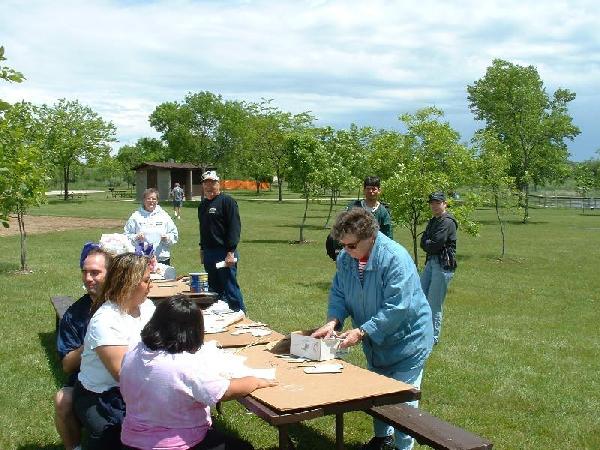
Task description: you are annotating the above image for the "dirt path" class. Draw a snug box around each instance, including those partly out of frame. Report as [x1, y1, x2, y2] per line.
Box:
[0, 215, 123, 237]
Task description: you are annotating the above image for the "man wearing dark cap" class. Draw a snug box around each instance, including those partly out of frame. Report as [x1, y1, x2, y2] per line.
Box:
[198, 170, 245, 312]
[420, 192, 458, 344]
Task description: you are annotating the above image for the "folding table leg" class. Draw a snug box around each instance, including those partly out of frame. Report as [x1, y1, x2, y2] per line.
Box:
[336, 413, 344, 449]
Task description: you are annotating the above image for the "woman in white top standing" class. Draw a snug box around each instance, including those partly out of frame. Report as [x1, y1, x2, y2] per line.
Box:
[73, 253, 156, 450]
[125, 188, 179, 266]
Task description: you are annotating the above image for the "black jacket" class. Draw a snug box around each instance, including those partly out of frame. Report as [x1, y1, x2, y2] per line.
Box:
[198, 193, 241, 252]
[420, 212, 457, 257]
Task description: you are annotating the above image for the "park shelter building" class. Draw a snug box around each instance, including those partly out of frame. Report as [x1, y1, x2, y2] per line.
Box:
[133, 162, 215, 202]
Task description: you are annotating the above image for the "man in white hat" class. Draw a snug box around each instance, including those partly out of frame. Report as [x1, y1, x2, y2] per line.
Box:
[197, 170, 245, 311]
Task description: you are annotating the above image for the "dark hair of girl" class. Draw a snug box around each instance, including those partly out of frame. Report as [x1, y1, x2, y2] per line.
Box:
[141, 295, 205, 354]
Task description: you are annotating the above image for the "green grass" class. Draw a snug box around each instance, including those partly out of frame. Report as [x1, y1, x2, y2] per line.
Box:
[1, 193, 599, 449]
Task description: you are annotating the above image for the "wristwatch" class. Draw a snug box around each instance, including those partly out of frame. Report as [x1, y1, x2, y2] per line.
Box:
[358, 327, 366, 340]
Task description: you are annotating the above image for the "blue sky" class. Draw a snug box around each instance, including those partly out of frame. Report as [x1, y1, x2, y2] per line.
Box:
[1, 0, 599, 161]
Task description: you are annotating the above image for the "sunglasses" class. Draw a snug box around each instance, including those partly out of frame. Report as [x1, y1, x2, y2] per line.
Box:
[341, 239, 362, 250]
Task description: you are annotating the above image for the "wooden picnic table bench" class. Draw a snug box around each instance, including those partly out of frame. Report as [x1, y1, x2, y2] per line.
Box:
[55, 192, 88, 200]
[366, 403, 493, 450]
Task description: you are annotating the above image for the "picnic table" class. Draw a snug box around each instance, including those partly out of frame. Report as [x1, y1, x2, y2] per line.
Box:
[51, 288, 492, 450]
[55, 192, 88, 200]
[235, 339, 419, 450]
[108, 188, 131, 198]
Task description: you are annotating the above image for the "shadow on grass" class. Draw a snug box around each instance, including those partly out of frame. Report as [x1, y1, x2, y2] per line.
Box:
[38, 331, 67, 390]
[477, 218, 549, 226]
[244, 239, 292, 245]
[275, 224, 329, 231]
[17, 444, 62, 450]
[297, 280, 331, 293]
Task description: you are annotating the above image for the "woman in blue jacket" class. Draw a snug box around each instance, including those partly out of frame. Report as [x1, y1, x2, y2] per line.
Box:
[313, 208, 433, 450]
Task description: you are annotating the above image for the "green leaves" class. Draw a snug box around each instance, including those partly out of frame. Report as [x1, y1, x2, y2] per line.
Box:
[467, 59, 580, 222]
[376, 108, 477, 263]
[38, 98, 116, 198]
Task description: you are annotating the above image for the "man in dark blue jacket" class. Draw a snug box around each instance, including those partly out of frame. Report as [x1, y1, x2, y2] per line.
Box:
[54, 245, 112, 450]
[420, 192, 458, 344]
[198, 170, 245, 312]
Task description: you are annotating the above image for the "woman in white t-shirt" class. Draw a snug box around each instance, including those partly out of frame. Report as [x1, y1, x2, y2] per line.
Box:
[120, 295, 277, 450]
[73, 253, 156, 450]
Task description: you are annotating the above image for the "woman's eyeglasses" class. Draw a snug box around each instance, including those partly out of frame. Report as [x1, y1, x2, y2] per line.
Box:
[342, 239, 361, 250]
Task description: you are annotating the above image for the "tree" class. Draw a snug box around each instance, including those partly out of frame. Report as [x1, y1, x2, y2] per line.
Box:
[39, 99, 116, 200]
[149, 92, 247, 173]
[376, 108, 478, 265]
[0, 46, 25, 115]
[573, 162, 595, 214]
[317, 126, 370, 227]
[286, 130, 327, 242]
[0, 46, 26, 227]
[473, 130, 516, 259]
[243, 100, 314, 200]
[467, 59, 580, 222]
[116, 137, 168, 185]
[0, 102, 47, 271]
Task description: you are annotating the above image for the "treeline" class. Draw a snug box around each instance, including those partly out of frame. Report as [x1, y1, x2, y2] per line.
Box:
[2, 45, 600, 269]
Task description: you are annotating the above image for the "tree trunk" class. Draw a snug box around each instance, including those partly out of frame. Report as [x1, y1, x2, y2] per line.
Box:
[299, 195, 309, 242]
[255, 181, 260, 194]
[324, 190, 335, 228]
[277, 171, 283, 202]
[17, 208, 28, 271]
[522, 184, 530, 223]
[411, 218, 419, 268]
[494, 193, 506, 260]
[63, 165, 70, 200]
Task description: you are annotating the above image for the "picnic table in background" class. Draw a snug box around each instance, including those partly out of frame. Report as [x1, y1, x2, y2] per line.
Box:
[108, 187, 131, 198]
[55, 192, 88, 200]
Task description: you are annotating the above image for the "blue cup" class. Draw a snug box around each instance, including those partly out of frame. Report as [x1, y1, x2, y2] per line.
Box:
[189, 272, 201, 293]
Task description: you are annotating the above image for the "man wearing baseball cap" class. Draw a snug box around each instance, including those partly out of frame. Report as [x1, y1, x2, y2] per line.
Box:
[420, 191, 458, 344]
[198, 170, 245, 311]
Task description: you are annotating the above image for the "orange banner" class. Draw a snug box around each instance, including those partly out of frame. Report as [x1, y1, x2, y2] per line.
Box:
[220, 180, 270, 191]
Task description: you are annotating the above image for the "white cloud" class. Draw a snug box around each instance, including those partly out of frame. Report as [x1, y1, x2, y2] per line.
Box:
[1, 0, 599, 160]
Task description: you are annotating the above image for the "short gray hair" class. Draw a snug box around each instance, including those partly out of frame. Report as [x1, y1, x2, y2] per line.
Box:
[143, 188, 159, 200]
[331, 207, 379, 241]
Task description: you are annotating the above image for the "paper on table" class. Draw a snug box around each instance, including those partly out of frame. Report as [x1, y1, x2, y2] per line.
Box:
[303, 363, 344, 374]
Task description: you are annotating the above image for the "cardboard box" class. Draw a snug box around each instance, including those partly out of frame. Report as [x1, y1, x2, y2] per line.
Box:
[290, 331, 340, 361]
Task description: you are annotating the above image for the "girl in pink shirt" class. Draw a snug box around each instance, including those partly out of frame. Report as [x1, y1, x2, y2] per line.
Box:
[120, 295, 277, 450]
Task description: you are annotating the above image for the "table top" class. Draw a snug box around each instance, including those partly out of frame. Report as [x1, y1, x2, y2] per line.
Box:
[237, 344, 419, 415]
[148, 279, 190, 298]
[204, 317, 286, 348]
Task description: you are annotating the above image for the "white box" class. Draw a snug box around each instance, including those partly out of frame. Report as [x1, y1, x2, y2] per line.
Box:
[290, 331, 339, 361]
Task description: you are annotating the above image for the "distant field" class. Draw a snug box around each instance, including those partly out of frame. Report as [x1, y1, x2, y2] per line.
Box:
[0, 193, 598, 449]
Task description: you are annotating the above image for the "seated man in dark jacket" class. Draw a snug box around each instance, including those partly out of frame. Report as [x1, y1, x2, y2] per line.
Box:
[54, 244, 112, 450]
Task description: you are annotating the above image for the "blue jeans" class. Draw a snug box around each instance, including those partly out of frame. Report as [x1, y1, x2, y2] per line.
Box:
[372, 366, 423, 450]
[202, 248, 245, 312]
[420, 258, 454, 343]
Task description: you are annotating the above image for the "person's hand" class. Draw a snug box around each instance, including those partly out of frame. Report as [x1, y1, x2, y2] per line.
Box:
[311, 320, 338, 338]
[225, 251, 236, 267]
[255, 378, 278, 390]
[136, 232, 144, 241]
[338, 328, 364, 349]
